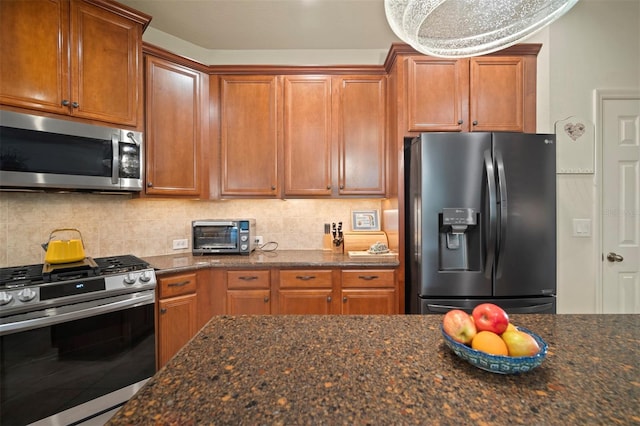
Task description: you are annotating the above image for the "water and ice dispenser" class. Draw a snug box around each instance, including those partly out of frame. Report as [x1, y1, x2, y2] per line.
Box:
[439, 208, 481, 271]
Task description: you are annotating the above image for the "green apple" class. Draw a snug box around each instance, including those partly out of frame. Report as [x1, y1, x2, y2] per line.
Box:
[501, 330, 540, 356]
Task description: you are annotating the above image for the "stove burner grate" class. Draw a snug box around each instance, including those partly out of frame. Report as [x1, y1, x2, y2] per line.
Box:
[94, 255, 150, 274]
[0, 264, 44, 287]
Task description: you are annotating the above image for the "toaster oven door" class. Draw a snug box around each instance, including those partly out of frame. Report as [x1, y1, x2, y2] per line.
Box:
[193, 223, 239, 252]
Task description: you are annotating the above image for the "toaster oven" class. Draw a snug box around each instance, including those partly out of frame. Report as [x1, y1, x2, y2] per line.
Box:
[192, 219, 256, 255]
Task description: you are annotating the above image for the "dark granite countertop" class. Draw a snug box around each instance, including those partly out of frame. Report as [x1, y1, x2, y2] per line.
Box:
[107, 314, 639, 425]
[143, 250, 399, 275]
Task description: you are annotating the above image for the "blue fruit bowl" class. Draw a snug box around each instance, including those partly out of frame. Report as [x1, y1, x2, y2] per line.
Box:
[441, 325, 548, 374]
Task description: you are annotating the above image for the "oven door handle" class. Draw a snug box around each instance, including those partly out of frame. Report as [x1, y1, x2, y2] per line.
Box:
[0, 291, 155, 336]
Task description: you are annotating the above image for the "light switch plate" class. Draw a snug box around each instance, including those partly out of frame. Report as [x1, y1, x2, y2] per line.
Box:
[572, 218, 592, 237]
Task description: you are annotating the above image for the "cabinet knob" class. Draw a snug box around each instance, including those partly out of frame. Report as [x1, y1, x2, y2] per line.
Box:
[339, 184, 344, 189]
[343, 296, 348, 303]
[327, 296, 332, 302]
[147, 182, 153, 187]
[61, 99, 70, 106]
[472, 120, 478, 126]
[264, 296, 270, 303]
[160, 308, 167, 314]
[326, 184, 331, 190]
[457, 119, 463, 125]
[271, 185, 276, 190]
[71, 102, 79, 108]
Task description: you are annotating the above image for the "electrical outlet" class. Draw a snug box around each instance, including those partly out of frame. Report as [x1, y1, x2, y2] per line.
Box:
[172, 238, 189, 250]
[254, 236, 264, 245]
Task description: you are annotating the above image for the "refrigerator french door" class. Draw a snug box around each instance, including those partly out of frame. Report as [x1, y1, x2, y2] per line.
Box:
[407, 132, 556, 314]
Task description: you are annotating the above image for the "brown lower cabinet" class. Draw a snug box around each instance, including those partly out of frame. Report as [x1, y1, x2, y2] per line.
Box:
[156, 266, 397, 368]
[157, 272, 198, 369]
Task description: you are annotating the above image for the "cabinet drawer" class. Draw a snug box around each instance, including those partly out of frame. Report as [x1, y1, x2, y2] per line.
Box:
[159, 272, 197, 298]
[227, 270, 270, 289]
[280, 270, 332, 288]
[341, 270, 395, 288]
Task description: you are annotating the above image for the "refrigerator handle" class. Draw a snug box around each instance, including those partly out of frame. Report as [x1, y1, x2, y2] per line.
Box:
[507, 303, 554, 314]
[483, 150, 497, 279]
[414, 195, 421, 264]
[495, 150, 508, 279]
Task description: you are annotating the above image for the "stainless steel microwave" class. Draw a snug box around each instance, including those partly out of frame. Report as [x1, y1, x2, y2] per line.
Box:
[192, 219, 257, 255]
[0, 110, 143, 192]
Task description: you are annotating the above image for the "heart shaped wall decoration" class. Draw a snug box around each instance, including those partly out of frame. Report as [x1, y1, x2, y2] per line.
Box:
[564, 123, 585, 141]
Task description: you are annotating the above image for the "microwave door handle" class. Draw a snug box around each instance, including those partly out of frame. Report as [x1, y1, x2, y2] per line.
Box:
[111, 134, 119, 184]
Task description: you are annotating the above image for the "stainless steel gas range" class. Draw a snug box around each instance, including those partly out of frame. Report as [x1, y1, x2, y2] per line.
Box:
[0, 255, 157, 425]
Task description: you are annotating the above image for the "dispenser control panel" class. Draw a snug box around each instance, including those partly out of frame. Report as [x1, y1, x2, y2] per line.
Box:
[442, 208, 476, 225]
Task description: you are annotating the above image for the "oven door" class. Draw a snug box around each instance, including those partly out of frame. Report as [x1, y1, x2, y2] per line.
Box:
[0, 290, 156, 425]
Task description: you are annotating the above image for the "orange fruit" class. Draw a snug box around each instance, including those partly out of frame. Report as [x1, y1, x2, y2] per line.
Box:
[471, 331, 509, 356]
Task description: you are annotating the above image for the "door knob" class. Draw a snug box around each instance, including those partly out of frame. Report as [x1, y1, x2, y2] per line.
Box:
[606, 252, 624, 262]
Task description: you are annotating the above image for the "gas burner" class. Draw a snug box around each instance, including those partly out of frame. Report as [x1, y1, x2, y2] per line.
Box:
[94, 255, 150, 275]
[0, 264, 44, 288]
[42, 258, 99, 282]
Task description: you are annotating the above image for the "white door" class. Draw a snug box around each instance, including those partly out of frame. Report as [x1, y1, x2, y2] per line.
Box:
[599, 90, 640, 313]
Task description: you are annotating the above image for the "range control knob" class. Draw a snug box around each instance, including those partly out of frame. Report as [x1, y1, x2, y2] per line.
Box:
[123, 273, 137, 285]
[0, 291, 13, 305]
[18, 288, 36, 302]
[139, 271, 152, 282]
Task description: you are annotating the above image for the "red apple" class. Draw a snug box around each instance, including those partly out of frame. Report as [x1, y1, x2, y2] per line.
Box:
[443, 309, 477, 344]
[501, 330, 540, 356]
[472, 303, 509, 334]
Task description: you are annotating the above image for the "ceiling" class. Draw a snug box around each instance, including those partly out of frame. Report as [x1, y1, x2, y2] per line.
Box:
[118, 0, 402, 50]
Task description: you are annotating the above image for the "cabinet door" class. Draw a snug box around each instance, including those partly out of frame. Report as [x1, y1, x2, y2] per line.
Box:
[469, 57, 524, 132]
[278, 289, 334, 314]
[283, 76, 332, 196]
[341, 289, 396, 315]
[227, 290, 271, 315]
[341, 270, 397, 314]
[406, 56, 469, 132]
[70, 0, 142, 126]
[220, 75, 279, 197]
[145, 55, 204, 196]
[333, 76, 387, 196]
[0, 0, 70, 115]
[158, 293, 197, 368]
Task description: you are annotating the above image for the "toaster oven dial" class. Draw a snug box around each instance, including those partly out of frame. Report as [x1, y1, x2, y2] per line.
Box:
[17, 288, 36, 302]
[123, 273, 137, 285]
[0, 291, 13, 306]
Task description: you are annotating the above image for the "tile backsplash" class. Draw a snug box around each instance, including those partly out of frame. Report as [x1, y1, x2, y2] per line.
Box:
[0, 192, 382, 267]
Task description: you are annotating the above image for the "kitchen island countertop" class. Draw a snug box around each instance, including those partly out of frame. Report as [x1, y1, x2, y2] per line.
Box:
[143, 249, 399, 275]
[107, 314, 639, 425]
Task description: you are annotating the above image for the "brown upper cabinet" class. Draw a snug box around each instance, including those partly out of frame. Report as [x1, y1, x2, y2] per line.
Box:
[283, 75, 387, 197]
[0, 0, 149, 128]
[218, 75, 280, 197]
[144, 49, 209, 197]
[405, 51, 537, 133]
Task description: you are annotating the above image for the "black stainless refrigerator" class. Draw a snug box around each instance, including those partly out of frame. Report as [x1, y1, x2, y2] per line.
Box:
[406, 132, 556, 314]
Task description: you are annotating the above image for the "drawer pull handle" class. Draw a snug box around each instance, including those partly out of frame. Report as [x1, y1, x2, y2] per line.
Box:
[296, 275, 316, 281]
[168, 280, 190, 287]
[239, 276, 258, 281]
[358, 275, 379, 281]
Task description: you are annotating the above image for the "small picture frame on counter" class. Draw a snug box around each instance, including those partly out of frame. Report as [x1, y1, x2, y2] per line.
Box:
[351, 209, 380, 231]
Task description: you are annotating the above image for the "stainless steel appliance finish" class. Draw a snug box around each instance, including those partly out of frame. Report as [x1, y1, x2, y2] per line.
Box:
[192, 219, 257, 255]
[406, 132, 556, 314]
[0, 255, 157, 425]
[0, 110, 143, 192]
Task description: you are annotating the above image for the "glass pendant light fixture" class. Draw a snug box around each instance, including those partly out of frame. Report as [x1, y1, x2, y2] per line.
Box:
[384, 0, 579, 58]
